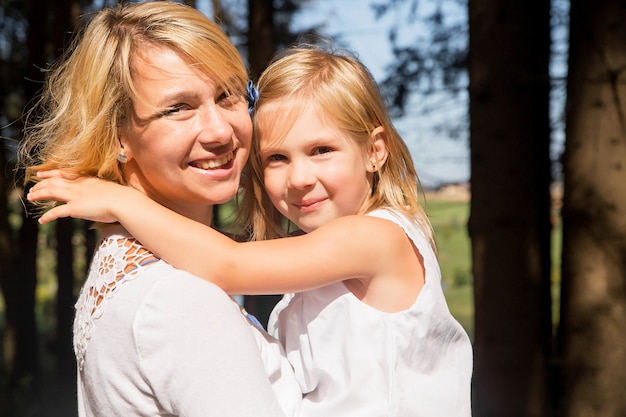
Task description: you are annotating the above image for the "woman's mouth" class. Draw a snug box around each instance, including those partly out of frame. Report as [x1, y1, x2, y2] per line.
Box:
[190, 151, 234, 170]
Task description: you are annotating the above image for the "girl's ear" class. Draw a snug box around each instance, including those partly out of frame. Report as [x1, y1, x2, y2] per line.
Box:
[367, 126, 389, 172]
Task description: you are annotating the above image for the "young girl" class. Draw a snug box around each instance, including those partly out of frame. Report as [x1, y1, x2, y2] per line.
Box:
[29, 45, 473, 416]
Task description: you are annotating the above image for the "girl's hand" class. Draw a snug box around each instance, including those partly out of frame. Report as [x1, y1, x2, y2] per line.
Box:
[27, 170, 125, 224]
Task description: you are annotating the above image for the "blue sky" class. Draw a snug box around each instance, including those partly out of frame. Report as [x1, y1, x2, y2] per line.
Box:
[197, 0, 471, 187]
[295, 0, 471, 188]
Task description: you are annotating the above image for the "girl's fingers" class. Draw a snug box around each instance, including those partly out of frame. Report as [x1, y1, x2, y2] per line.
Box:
[38, 205, 71, 224]
[27, 182, 68, 202]
[36, 169, 63, 179]
[28, 177, 78, 202]
[36, 169, 78, 180]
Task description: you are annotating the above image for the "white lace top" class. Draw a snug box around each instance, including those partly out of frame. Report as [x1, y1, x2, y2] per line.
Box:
[268, 209, 473, 417]
[74, 233, 160, 371]
[73, 225, 300, 417]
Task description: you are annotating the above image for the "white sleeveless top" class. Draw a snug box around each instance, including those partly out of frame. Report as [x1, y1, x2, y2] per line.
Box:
[268, 209, 473, 417]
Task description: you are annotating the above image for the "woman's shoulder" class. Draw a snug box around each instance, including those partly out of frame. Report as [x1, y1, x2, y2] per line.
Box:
[90, 225, 233, 314]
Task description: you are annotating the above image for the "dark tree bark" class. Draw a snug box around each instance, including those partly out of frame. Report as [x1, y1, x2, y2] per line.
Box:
[55, 218, 76, 376]
[1, 0, 79, 412]
[558, 0, 626, 415]
[50, 0, 80, 385]
[468, 0, 553, 415]
[5, 0, 51, 397]
[243, 0, 282, 328]
[248, 0, 276, 79]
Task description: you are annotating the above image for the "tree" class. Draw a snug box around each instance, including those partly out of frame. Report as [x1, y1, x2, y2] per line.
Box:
[240, 0, 322, 327]
[0, 0, 82, 414]
[467, 0, 553, 415]
[248, 0, 276, 79]
[558, 0, 626, 415]
[375, 0, 554, 411]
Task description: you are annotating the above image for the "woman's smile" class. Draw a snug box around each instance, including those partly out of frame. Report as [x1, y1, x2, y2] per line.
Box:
[120, 46, 251, 221]
[189, 149, 235, 171]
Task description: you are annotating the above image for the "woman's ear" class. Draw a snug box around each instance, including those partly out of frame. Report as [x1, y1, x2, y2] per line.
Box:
[118, 133, 134, 163]
[367, 126, 389, 172]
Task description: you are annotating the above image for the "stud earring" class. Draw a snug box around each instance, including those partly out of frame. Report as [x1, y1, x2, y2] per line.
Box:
[117, 153, 128, 164]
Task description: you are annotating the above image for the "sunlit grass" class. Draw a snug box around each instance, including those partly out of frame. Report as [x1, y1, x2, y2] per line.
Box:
[427, 198, 474, 338]
[2, 195, 563, 349]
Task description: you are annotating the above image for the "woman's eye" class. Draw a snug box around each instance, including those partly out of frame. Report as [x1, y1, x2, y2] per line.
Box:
[218, 90, 232, 101]
[218, 90, 241, 106]
[160, 104, 187, 116]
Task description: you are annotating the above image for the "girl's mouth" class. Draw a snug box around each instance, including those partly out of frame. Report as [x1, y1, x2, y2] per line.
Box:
[293, 198, 326, 211]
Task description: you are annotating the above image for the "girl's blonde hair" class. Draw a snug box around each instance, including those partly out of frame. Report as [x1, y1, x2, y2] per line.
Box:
[240, 45, 436, 250]
[19, 1, 247, 197]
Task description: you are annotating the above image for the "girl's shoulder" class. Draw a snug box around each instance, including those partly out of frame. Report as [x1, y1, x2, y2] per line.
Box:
[365, 208, 437, 260]
[365, 208, 427, 238]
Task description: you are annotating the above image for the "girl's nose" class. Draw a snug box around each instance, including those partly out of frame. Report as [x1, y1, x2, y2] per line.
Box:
[287, 159, 316, 189]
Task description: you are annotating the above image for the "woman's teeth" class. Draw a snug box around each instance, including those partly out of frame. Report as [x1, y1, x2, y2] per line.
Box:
[192, 152, 233, 170]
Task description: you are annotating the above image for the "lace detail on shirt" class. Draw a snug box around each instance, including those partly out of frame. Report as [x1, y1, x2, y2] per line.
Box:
[74, 235, 160, 371]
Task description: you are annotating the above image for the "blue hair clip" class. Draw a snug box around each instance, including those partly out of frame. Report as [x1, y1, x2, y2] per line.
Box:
[246, 80, 259, 116]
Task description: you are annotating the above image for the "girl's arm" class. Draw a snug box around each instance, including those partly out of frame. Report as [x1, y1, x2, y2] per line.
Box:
[28, 171, 412, 295]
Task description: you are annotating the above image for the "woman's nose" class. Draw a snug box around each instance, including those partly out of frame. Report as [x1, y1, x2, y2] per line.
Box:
[197, 105, 233, 145]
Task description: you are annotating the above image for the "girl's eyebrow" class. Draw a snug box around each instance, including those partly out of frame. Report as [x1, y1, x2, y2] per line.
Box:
[258, 145, 282, 157]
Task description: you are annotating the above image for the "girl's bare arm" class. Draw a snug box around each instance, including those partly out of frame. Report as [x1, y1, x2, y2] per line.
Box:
[28, 171, 419, 296]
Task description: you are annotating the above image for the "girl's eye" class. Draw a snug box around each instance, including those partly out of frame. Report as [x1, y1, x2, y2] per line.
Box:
[267, 154, 287, 162]
[313, 146, 333, 155]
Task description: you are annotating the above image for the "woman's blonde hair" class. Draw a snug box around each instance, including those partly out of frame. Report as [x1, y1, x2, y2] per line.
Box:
[239, 45, 436, 250]
[19, 1, 248, 193]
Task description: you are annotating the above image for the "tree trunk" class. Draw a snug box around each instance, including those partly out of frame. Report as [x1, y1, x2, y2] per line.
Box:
[13, 203, 40, 387]
[4, 0, 51, 398]
[248, 0, 276, 79]
[558, 0, 626, 415]
[468, 0, 553, 415]
[243, 0, 282, 328]
[55, 218, 76, 377]
[50, 1, 80, 388]
[0, 144, 18, 396]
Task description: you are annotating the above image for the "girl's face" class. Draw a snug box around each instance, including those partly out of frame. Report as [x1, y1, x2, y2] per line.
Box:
[120, 46, 251, 224]
[260, 105, 373, 233]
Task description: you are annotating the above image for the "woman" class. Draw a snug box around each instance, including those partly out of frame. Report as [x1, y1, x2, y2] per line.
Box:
[19, 2, 300, 416]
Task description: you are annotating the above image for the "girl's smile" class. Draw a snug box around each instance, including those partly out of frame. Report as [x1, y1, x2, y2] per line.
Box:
[260, 104, 373, 233]
[291, 197, 328, 212]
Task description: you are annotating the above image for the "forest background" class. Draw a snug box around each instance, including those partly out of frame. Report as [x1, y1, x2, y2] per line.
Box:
[1, 0, 625, 416]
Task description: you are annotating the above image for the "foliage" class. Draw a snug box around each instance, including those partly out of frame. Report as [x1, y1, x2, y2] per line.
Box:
[372, 0, 467, 119]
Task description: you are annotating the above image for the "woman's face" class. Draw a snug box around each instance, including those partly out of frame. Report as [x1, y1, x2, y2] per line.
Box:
[120, 46, 251, 224]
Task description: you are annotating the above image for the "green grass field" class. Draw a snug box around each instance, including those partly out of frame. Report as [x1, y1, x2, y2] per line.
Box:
[426, 199, 474, 339]
[0, 197, 478, 339]
[426, 197, 564, 339]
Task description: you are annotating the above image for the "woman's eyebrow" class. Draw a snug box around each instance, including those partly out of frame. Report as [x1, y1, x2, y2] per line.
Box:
[155, 91, 200, 107]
